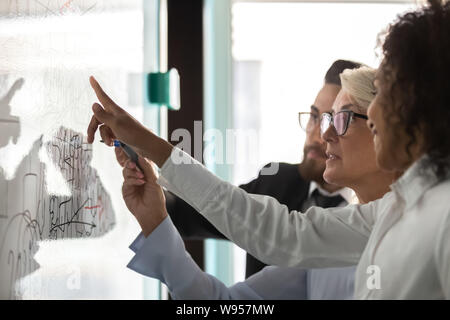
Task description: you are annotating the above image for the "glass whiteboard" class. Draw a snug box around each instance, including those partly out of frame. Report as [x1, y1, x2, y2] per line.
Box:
[0, 0, 161, 299]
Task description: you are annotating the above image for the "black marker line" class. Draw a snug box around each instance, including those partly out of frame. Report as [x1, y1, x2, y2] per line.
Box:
[49, 220, 96, 233]
[81, 3, 97, 15]
[34, 0, 58, 16]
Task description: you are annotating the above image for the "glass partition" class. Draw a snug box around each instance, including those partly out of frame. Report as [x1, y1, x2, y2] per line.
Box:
[0, 0, 161, 299]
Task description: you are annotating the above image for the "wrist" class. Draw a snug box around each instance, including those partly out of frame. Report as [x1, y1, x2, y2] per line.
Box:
[143, 133, 173, 168]
[135, 211, 168, 237]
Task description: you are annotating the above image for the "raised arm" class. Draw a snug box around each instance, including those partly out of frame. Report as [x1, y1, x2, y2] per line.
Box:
[157, 148, 388, 268]
[117, 149, 304, 299]
[165, 190, 227, 239]
[128, 215, 308, 300]
[87, 77, 385, 268]
[163, 163, 279, 240]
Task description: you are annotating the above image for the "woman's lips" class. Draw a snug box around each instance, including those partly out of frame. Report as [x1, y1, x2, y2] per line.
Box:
[326, 151, 341, 161]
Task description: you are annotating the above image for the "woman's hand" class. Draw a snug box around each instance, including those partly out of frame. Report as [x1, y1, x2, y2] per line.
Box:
[121, 155, 168, 237]
[115, 147, 130, 168]
[87, 76, 173, 167]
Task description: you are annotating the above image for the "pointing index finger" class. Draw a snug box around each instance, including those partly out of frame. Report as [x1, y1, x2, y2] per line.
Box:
[89, 76, 119, 113]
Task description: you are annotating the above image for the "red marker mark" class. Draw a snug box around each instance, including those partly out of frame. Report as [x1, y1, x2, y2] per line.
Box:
[60, 0, 74, 14]
[98, 197, 105, 219]
[85, 205, 101, 210]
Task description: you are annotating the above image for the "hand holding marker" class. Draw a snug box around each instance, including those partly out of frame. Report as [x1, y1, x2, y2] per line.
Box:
[102, 139, 143, 172]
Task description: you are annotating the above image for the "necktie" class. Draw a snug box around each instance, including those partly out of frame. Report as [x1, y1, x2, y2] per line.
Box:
[311, 189, 345, 208]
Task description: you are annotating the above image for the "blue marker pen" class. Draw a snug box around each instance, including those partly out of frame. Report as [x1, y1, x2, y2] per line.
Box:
[113, 140, 143, 172]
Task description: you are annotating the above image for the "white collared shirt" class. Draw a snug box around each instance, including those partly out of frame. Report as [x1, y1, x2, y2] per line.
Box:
[157, 148, 450, 299]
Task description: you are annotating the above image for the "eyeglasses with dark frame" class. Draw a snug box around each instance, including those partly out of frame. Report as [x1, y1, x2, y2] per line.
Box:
[320, 110, 368, 137]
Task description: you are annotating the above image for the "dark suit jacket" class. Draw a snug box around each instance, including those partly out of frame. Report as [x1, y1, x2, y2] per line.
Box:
[165, 162, 311, 278]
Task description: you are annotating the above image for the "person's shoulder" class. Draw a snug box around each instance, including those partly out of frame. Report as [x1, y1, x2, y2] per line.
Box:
[426, 178, 450, 217]
[421, 178, 450, 204]
[430, 177, 450, 195]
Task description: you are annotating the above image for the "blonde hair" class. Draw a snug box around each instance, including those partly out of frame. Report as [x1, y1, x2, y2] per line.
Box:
[339, 66, 377, 110]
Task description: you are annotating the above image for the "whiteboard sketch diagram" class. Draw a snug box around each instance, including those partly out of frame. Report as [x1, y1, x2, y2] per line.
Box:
[0, 121, 115, 298]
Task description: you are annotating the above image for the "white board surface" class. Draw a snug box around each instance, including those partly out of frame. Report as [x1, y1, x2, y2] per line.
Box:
[0, 0, 156, 299]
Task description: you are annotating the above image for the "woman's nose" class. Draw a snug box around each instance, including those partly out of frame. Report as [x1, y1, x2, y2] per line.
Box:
[321, 124, 338, 143]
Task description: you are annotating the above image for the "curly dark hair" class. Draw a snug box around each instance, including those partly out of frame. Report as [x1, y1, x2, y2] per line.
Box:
[377, 0, 450, 178]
